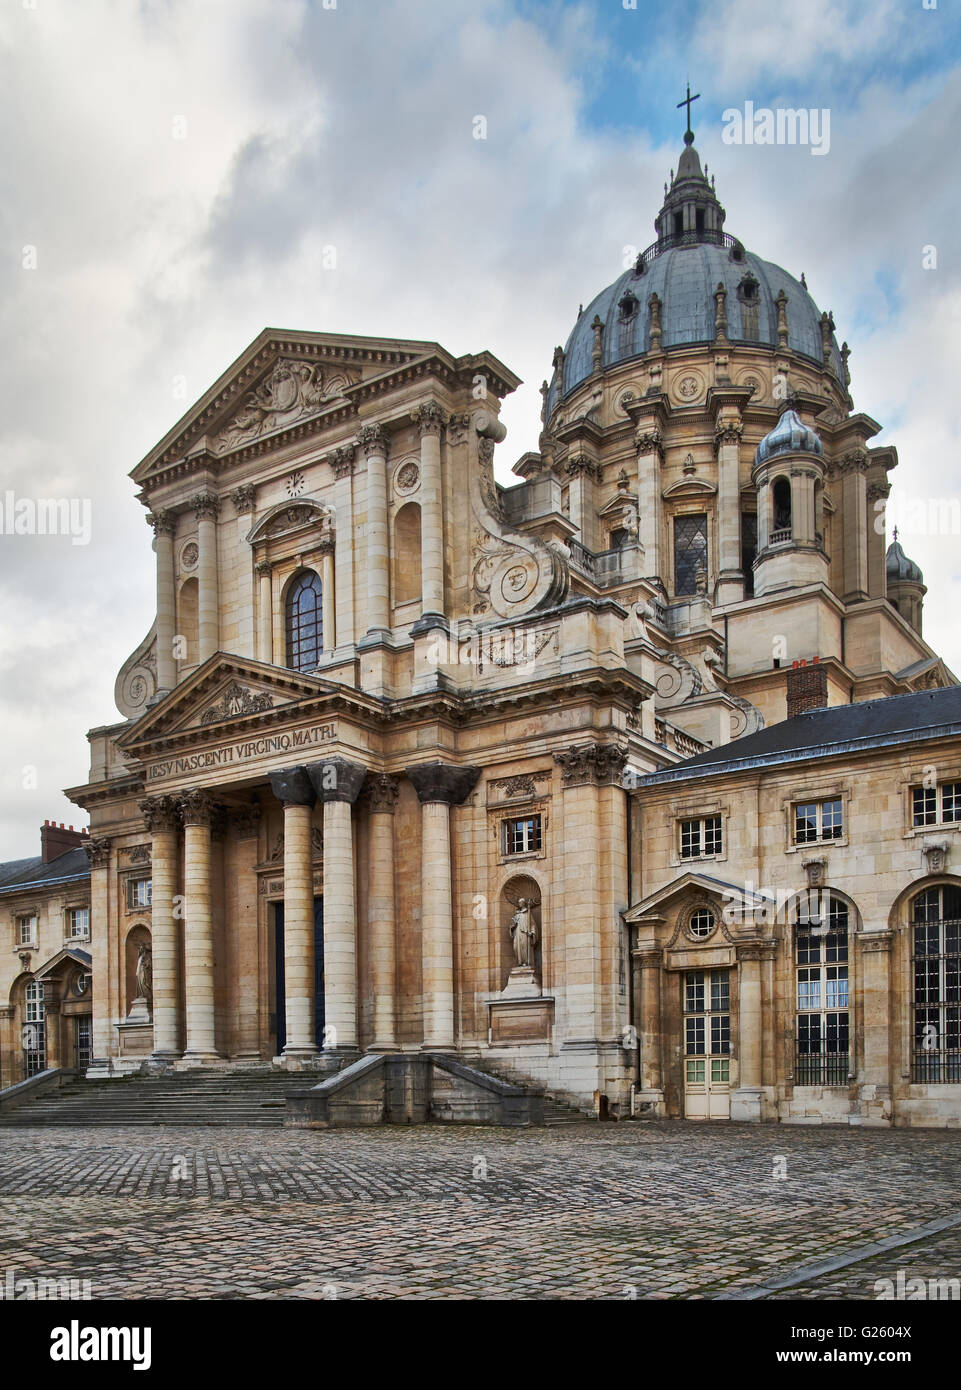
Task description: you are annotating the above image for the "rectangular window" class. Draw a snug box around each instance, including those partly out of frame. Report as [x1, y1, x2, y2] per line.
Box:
[794, 798, 843, 844]
[65, 907, 89, 940]
[912, 782, 961, 828]
[679, 815, 722, 860]
[127, 878, 152, 910]
[17, 914, 37, 945]
[673, 513, 708, 597]
[502, 815, 542, 857]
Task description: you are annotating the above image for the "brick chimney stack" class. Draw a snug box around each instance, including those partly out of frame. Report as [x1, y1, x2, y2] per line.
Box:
[41, 820, 89, 864]
[786, 658, 828, 720]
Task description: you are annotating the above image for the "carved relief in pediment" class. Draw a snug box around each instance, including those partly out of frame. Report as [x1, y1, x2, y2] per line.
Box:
[215, 358, 357, 454]
[200, 681, 274, 725]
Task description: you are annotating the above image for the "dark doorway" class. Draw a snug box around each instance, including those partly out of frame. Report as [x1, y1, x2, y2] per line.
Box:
[273, 898, 325, 1054]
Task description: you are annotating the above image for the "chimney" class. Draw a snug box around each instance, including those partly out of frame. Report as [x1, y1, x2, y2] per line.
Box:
[41, 820, 88, 864]
[787, 658, 828, 719]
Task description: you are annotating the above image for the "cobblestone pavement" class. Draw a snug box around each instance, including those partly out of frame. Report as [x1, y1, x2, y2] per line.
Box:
[2, 1121, 960, 1300]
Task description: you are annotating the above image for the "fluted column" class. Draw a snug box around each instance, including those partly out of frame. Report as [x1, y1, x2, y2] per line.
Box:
[359, 424, 390, 635]
[318, 532, 335, 655]
[308, 758, 367, 1054]
[148, 511, 177, 692]
[417, 402, 446, 618]
[634, 428, 663, 584]
[193, 491, 220, 662]
[179, 788, 221, 1063]
[405, 762, 482, 1051]
[330, 445, 356, 648]
[139, 795, 181, 1062]
[366, 774, 399, 1050]
[255, 560, 272, 664]
[268, 768, 318, 1060]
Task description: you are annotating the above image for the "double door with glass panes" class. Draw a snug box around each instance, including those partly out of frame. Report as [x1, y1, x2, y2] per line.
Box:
[683, 969, 731, 1119]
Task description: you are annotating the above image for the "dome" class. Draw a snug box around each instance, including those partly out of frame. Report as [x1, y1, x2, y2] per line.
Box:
[886, 538, 924, 585]
[546, 137, 844, 415]
[755, 408, 823, 465]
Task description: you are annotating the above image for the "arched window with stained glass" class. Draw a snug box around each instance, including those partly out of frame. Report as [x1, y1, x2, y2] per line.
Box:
[285, 570, 323, 673]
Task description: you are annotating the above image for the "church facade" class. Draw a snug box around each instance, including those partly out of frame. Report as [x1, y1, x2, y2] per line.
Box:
[60, 119, 959, 1123]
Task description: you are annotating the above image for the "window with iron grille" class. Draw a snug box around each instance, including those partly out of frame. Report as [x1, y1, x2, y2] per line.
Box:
[911, 885, 961, 1082]
[502, 815, 542, 856]
[673, 513, 708, 597]
[912, 782, 961, 828]
[794, 797, 843, 844]
[795, 896, 849, 1085]
[127, 878, 152, 910]
[285, 569, 324, 673]
[680, 815, 722, 860]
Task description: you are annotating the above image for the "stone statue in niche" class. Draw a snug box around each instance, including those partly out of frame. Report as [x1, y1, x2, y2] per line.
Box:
[509, 898, 539, 968]
[136, 944, 153, 1005]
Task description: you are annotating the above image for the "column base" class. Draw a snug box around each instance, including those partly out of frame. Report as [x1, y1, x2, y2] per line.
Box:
[146, 1052, 180, 1072]
[176, 1052, 223, 1070]
[730, 1086, 763, 1122]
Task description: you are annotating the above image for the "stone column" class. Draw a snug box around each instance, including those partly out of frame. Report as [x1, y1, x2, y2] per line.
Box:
[179, 788, 221, 1063]
[634, 948, 663, 1098]
[859, 930, 894, 1117]
[139, 795, 181, 1063]
[308, 758, 367, 1055]
[756, 473, 772, 551]
[318, 532, 336, 655]
[840, 451, 870, 602]
[230, 804, 262, 1060]
[359, 424, 390, 636]
[255, 560, 273, 664]
[84, 836, 113, 1067]
[565, 456, 597, 551]
[733, 943, 763, 1122]
[268, 767, 318, 1061]
[714, 419, 744, 605]
[148, 510, 177, 693]
[405, 762, 482, 1051]
[231, 485, 257, 659]
[193, 491, 221, 663]
[366, 774, 399, 1050]
[417, 402, 446, 618]
[634, 428, 663, 584]
[330, 445, 356, 649]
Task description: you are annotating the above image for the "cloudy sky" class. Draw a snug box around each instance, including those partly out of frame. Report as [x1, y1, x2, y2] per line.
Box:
[1, 0, 959, 855]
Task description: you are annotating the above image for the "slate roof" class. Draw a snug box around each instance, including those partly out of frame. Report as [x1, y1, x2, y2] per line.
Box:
[0, 847, 90, 894]
[638, 685, 961, 787]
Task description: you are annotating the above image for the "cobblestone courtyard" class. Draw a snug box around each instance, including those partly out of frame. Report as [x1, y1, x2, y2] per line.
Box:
[2, 1120, 961, 1300]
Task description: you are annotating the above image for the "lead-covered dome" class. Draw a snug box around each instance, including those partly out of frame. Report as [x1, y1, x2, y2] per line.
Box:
[755, 408, 823, 465]
[886, 538, 924, 585]
[547, 136, 844, 413]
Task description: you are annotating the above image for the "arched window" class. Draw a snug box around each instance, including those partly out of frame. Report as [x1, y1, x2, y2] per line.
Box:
[285, 570, 323, 673]
[911, 885, 961, 1082]
[795, 894, 849, 1085]
[772, 477, 792, 538]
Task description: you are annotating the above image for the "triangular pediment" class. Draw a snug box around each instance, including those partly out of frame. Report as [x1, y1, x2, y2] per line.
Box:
[130, 329, 446, 482]
[624, 872, 769, 922]
[116, 654, 342, 750]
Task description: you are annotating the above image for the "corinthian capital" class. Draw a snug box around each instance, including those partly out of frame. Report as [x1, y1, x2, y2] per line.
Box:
[634, 428, 663, 460]
[192, 491, 221, 522]
[147, 509, 176, 538]
[84, 836, 112, 869]
[365, 772, 400, 814]
[230, 484, 257, 514]
[178, 788, 219, 827]
[358, 423, 389, 459]
[329, 444, 355, 479]
[415, 401, 447, 437]
[138, 794, 180, 834]
[553, 741, 627, 786]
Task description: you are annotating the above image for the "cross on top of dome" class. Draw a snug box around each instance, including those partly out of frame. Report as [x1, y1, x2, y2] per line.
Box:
[677, 82, 700, 146]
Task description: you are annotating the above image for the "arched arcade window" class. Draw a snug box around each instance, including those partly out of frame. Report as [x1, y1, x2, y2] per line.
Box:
[285, 570, 323, 673]
[911, 884, 961, 1082]
[795, 894, 849, 1085]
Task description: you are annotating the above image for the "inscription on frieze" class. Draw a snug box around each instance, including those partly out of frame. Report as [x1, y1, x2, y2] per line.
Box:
[146, 724, 336, 783]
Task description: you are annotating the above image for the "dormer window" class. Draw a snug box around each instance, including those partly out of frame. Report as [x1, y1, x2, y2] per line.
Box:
[618, 291, 639, 320]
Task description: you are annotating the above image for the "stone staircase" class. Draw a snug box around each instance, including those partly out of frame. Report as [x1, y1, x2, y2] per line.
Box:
[458, 1055, 592, 1126]
[0, 1058, 592, 1129]
[0, 1069, 293, 1128]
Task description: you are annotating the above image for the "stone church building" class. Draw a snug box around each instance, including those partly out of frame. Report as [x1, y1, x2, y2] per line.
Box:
[40, 118, 960, 1125]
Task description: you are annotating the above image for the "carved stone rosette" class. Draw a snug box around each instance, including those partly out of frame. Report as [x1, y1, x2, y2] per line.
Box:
[553, 742, 628, 787]
[84, 836, 112, 869]
[365, 773, 400, 815]
[138, 794, 180, 834]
